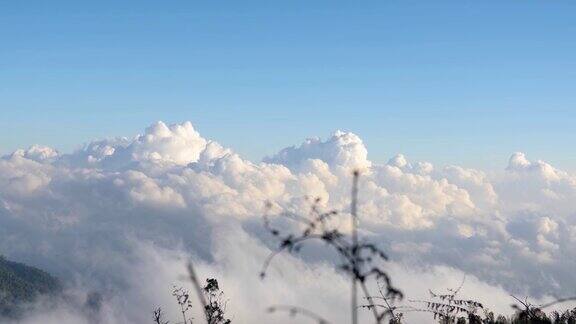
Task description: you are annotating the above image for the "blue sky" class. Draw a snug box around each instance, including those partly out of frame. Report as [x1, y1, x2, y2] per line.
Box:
[1, 0, 576, 170]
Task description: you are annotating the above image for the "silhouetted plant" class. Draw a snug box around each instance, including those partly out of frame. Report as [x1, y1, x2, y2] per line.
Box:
[261, 171, 403, 324]
[408, 276, 484, 324]
[153, 307, 169, 324]
[361, 277, 409, 324]
[548, 308, 576, 324]
[203, 278, 231, 324]
[507, 295, 576, 324]
[172, 286, 194, 324]
[394, 280, 576, 324]
[153, 264, 231, 324]
[147, 173, 576, 324]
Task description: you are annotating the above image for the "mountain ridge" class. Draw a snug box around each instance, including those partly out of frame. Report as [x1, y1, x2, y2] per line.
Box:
[0, 256, 62, 318]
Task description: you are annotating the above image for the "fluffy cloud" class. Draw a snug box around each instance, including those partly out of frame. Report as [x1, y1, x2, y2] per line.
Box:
[265, 130, 372, 172]
[1, 121, 576, 323]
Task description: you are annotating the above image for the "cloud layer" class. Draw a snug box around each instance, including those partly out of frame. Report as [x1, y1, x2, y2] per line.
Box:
[2, 121, 576, 323]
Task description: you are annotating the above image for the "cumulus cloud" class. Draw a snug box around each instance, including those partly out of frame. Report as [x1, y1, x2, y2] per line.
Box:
[1, 121, 576, 323]
[265, 130, 372, 172]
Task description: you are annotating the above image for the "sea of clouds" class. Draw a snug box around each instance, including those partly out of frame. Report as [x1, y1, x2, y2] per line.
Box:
[1, 121, 575, 323]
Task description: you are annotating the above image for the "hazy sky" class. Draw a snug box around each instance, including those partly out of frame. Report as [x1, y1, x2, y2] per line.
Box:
[2, 0, 576, 170]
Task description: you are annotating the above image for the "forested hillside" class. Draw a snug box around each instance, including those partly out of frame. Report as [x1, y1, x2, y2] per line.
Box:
[0, 256, 61, 318]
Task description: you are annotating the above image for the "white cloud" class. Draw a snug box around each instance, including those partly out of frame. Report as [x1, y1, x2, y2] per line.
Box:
[2, 121, 576, 323]
[265, 130, 372, 173]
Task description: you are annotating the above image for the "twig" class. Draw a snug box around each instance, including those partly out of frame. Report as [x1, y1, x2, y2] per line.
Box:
[267, 305, 332, 324]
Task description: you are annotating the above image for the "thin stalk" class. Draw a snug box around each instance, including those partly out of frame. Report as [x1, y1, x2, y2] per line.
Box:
[188, 263, 209, 324]
[351, 170, 359, 324]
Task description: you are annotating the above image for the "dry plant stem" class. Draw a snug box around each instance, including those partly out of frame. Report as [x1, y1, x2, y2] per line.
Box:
[511, 295, 536, 320]
[261, 171, 402, 324]
[360, 277, 403, 322]
[268, 305, 332, 324]
[406, 276, 484, 322]
[172, 286, 193, 324]
[182, 306, 190, 324]
[351, 170, 359, 324]
[508, 294, 576, 323]
[359, 280, 382, 322]
[188, 262, 210, 324]
[539, 296, 576, 309]
[153, 307, 168, 324]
